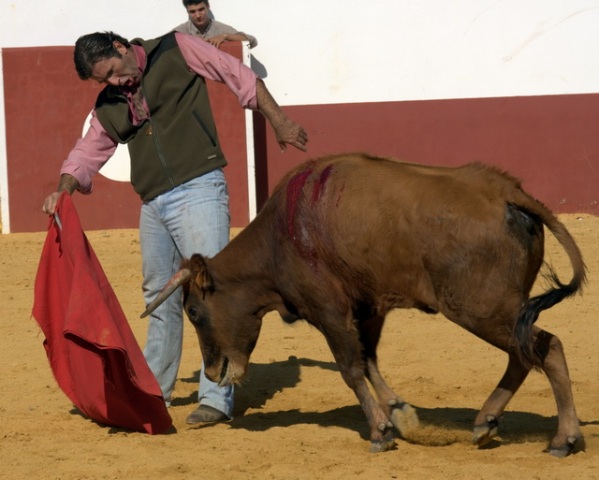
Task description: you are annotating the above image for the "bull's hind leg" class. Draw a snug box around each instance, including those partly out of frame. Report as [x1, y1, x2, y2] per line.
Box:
[357, 311, 419, 438]
[531, 327, 583, 457]
[473, 353, 530, 446]
[463, 310, 533, 448]
[472, 324, 582, 456]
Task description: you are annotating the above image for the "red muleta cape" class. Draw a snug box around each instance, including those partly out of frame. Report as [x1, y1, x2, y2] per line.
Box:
[32, 193, 172, 434]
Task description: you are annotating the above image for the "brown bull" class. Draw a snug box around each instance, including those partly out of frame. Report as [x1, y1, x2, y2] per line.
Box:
[142, 153, 586, 455]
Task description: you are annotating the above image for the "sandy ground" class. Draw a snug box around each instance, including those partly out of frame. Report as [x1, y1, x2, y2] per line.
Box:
[1, 214, 598, 480]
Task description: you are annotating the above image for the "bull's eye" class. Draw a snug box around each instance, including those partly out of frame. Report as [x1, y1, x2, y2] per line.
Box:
[187, 305, 199, 320]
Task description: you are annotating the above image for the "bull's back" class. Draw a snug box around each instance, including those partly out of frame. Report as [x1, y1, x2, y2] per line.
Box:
[264, 153, 543, 315]
[271, 152, 526, 258]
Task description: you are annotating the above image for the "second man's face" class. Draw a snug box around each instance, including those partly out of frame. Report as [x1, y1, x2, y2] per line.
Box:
[187, 3, 211, 30]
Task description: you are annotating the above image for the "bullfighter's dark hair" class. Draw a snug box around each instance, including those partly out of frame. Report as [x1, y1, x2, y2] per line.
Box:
[73, 31, 132, 80]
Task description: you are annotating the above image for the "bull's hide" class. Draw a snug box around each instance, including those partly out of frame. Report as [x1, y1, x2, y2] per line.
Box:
[32, 193, 172, 434]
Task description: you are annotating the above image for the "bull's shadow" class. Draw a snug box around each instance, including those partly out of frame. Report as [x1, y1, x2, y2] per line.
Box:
[176, 355, 596, 449]
[237, 356, 341, 413]
[228, 403, 579, 448]
[175, 355, 338, 411]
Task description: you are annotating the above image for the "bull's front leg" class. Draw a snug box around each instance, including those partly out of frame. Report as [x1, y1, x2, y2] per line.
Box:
[364, 361, 420, 438]
[321, 320, 396, 452]
[358, 314, 420, 438]
[353, 381, 396, 452]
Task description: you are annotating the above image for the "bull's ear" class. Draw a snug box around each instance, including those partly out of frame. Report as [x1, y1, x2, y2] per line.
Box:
[189, 253, 214, 291]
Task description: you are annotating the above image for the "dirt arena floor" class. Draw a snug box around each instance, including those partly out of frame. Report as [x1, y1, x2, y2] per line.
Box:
[1, 214, 598, 479]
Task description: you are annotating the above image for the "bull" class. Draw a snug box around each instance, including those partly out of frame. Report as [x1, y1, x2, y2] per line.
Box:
[142, 153, 586, 455]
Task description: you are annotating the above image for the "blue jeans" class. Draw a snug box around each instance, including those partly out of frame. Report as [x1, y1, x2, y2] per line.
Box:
[139, 170, 233, 416]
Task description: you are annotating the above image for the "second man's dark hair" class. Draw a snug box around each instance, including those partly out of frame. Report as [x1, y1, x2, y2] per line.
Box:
[183, 0, 209, 7]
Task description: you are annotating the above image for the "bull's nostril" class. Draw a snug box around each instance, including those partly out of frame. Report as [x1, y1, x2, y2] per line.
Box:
[219, 357, 229, 383]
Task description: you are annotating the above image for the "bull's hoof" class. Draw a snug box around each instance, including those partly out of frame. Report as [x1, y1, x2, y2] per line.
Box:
[389, 400, 419, 437]
[369, 421, 396, 453]
[547, 435, 585, 458]
[370, 431, 396, 453]
[472, 415, 499, 447]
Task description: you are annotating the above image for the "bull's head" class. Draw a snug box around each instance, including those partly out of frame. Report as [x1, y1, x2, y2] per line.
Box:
[140, 254, 262, 386]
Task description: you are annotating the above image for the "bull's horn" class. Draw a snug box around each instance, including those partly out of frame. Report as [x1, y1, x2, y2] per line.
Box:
[140, 268, 193, 318]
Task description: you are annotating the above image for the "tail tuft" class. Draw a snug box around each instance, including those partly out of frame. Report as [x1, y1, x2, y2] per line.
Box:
[515, 264, 585, 369]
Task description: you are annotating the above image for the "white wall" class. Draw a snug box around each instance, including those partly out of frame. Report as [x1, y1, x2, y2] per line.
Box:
[1, 0, 598, 231]
[2, 0, 598, 105]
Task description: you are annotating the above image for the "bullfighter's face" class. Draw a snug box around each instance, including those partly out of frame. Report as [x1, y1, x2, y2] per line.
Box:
[183, 277, 262, 386]
[90, 41, 141, 87]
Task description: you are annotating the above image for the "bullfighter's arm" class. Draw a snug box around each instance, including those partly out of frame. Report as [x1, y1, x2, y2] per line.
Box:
[256, 79, 308, 152]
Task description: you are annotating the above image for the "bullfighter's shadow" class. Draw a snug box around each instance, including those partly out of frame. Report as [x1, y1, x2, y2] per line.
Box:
[174, 356, 596, 449]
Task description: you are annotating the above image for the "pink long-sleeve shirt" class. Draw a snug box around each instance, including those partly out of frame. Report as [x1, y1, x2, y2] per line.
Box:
[61, 32, 259, 194]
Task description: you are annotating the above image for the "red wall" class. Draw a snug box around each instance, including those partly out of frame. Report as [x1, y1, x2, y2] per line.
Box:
[259, 95, 599, 215]
[3, 44, 598, 233]
[2, 43, 249, 233]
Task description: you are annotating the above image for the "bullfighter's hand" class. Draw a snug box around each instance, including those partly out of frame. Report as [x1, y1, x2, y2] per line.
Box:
[275, 118, 309, 152]
[42, 174, 79, 214]
[42, 192, 62, 215]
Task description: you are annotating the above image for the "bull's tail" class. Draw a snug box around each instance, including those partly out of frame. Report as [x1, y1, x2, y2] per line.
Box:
[514, 199, 586, 369]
